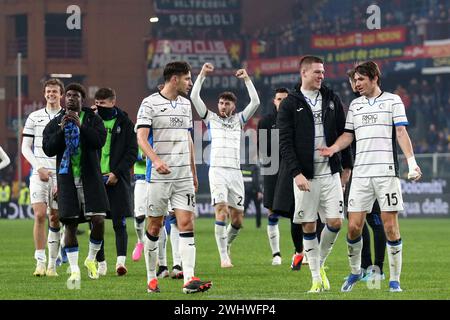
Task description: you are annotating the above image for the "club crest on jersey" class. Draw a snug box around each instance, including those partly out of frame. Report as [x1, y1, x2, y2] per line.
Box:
[116, 126, 121, 134]
[329, 102, 335, 110]
[379, 103, 385, 109]
[170, 116, 184, 127]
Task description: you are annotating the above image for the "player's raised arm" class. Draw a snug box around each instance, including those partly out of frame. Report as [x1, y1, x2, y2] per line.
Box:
[238, 69, 260, 123]
[0, 146, 10, 170]
[190, 62, 214, 119]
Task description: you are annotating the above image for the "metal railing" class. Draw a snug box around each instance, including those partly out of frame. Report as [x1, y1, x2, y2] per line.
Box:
[7, 37, 27, 59]
[46, 36, 83, 59]
[398, 153, 450, 179]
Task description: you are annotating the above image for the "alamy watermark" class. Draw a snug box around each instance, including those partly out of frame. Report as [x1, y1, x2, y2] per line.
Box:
[191, 120, 280, 175]
[66, 5, 81, 30]
[366, 4, 381, 30]
[365, 265, 383, 290]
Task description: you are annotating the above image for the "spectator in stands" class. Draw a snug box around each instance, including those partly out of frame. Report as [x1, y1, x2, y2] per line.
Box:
[18, 182, 31, 217]
[427, 124, 439, 152]
[0, 180, 11, 218]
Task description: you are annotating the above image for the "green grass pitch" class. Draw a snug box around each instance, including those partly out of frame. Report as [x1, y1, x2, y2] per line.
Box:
[0, 217, 449, 300]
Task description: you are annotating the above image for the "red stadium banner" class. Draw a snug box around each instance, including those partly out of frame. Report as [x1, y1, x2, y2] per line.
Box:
[146, 39, 243, 90]
[311, 27, 407, 49]
[404, 40, 450, 59]
[146, 39, 242, 71]
[246, 56, 300, 76]
[249, 40, 271, 60]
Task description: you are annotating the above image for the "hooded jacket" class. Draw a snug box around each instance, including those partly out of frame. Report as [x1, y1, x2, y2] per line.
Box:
[98, 106, 138, 219]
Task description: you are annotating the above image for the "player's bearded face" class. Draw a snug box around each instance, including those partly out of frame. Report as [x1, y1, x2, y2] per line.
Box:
[218, 99, 235, 117]
[176, 73, 193, 96]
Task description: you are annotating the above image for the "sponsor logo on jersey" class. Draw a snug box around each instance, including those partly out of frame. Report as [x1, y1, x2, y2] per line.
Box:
[362, 114, 378, 124]
[313, 111, 322, 124]
[170, 116, 184, 127]
[221, 122, 234, 129]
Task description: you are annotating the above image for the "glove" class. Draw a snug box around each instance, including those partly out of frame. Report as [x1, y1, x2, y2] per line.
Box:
[407, 157, 421, 180]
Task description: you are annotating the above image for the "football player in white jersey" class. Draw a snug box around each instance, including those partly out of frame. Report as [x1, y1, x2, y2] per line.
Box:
[22, 79, 64, 277]
[0, 146, 11, 171]
[190, 63, 260, 268]
[136, 61, 211, 294]
[320, 61, 422, 293]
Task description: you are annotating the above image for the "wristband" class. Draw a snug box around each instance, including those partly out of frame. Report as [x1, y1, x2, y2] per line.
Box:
[407, 156, 418, 170]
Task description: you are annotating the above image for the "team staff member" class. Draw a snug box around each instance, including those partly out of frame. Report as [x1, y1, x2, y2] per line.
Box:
[91, 88, 138, 276]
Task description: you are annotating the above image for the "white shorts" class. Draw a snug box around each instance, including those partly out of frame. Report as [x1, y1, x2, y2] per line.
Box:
[209, 167, 244, 210]
[74, 178, 106, 218]
[134, 180, 148, 218]
[29, 174, 58, 210]
[348, 177, 403, 212]
[292, 173, 344, 224]
[147, 181, 195, 217]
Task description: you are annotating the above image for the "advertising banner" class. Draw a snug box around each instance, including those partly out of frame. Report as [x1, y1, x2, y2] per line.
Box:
[401, 178, 449, 217]
[154, 0, 241, 28]
[3, 178, 448, 219]
[311, 27, 407, 49]
[146, 39, 243, 90]
[154, 0, 240, 11]
[157, 13, 240, 28]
